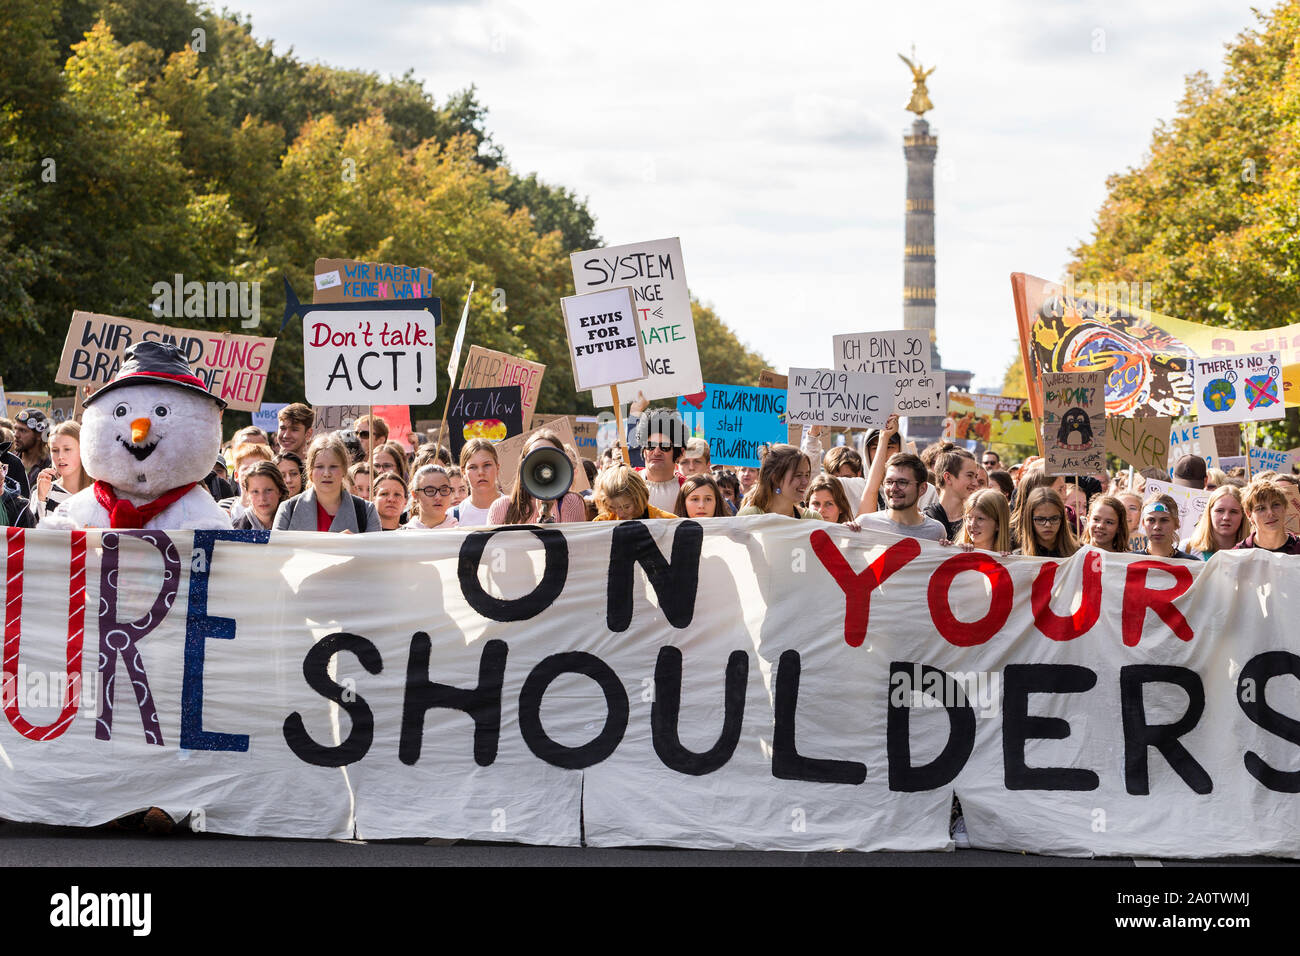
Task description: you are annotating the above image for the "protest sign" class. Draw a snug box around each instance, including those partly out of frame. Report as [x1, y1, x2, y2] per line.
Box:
[302, 307, 439, 405]
[756, 370, 800, 444]
[833, 330, 944, 415]
[5, 392, 52, 420]
[458, 346, 546, 430]
[312, 404, 366, 435]
[252, 402, 288, 436]
[679, 384, 786, 467]
[1041, 371, 1105, 476]
[561, 287, 646, 393]
[57, 312, 274, 412]
[1168, 421, 1214, 470]
[444, 386, 523, 457]
[50, 397, 77, 425]
[1144, 477, 1212, 534]
[1211, 423, 1241, 458]
[1194, 352, 1285, 426]
[1104, 414, 1171, 479]
[372, 405, 413, 450]
[1248, 446, 1292, 475]
[944, 392, 1036, 446]
[786, 368, 891, 429]
[0, 378, 6, 415]
[572, 237, 702, 405]
[1218, 456, 1246, 472]
[531, 413, 601, 461]
[493, 417, 591, 495]
[313, 258, 436, 304]
[5, 524, 1300, 858]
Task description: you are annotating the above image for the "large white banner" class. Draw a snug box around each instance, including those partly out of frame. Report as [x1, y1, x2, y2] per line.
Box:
[2, 523, 1298, 857]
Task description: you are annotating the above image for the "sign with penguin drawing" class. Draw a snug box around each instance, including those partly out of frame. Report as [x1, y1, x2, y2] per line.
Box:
[1042, 370, 1105, 476]
[1192, 351, 1285, 427]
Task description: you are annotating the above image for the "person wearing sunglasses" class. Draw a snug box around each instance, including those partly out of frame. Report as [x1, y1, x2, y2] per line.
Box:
[353, 413, 389, 462]
[404, 463, 458, 529]
[634, 407, 689, 513]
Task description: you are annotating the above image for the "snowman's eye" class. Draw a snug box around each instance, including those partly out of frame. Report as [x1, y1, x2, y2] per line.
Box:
[154, 405, 169, 418]
[114, 404, 129, 418]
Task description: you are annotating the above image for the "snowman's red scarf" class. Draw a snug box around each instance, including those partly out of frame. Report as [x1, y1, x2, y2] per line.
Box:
[94, 480, 197, 529]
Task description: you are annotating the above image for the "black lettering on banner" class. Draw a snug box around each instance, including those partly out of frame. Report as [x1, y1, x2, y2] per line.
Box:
[1120, 664, 1212, 795]
[1001, 664, 1099, 791]
[651, 647, 748, 775]
[458, 527, 568, 621]
[400, 634, 507, 767]
[887, 661, 975, 791]
[773, 650, 866, 784]
[283, 632, 381, 767]
[518, 652, 628, 769]
[606, 520, 703, 632]
[1238, 652, 1300, 793]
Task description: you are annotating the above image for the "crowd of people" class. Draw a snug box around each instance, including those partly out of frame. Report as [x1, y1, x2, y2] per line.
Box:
[2, 398, 1298, 559]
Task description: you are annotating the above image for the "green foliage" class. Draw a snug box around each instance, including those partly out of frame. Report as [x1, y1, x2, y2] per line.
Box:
[0, 0, 768, 429]
[1069, 0, 1300, 448]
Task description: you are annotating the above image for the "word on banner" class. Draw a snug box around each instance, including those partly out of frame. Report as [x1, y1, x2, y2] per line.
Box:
[1194, 351, 1285, 426]
[1105, 414, 1171, 479]
[303, 308, 440, 405]
[1041, 371, 1106, 476]
[57, 312, 275, 412]
[3, 524, 1300, 859]
[785, 368, 891, 428]
[832, 330, 944, 414]
[561, 287, 646, 393]
[459, 346, 545, 430]
[571, 237, 702, 406]
[678, 384, 787, 467]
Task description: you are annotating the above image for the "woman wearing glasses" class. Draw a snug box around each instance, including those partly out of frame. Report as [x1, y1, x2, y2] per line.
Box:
[404, 464, 458, 529]
[1012, 487, 1079, 558]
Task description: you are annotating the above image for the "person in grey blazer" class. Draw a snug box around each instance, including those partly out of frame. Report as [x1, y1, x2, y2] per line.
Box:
[273, 434, 381, 533]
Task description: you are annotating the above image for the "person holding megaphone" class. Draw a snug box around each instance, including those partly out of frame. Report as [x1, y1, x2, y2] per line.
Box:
[488, 430, 587, 524]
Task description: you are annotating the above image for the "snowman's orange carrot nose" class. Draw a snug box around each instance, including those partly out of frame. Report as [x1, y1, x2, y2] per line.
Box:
[131, 418, 151, 444]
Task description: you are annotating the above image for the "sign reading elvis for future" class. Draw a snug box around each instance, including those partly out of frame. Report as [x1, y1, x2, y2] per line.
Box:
[303, 309, 440, 404]
[1193, 351, 1285, 426]
[1042, 370, 1106, 476]
[785, 368, 892, 428]
[561, 287, 646, 393]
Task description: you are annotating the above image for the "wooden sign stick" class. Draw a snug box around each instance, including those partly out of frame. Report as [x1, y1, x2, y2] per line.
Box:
[610, 384, 630, 466]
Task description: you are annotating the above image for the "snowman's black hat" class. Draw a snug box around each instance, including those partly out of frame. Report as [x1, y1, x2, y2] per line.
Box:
[83, 341, 227, 410]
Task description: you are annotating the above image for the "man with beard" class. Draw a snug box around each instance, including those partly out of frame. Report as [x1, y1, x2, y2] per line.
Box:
[13, 409, 52, 489]
[857, 416, 947, 541]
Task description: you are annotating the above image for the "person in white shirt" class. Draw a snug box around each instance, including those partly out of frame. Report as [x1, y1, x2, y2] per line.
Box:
[856, 415, 947, 541]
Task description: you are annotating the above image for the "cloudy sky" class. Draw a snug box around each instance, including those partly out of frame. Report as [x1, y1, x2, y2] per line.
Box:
[238, 0, 1266, 391]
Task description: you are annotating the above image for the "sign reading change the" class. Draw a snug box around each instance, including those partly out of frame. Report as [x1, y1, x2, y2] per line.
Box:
[786, 368, 892, 428]
[571, 237, 702, 406]
[561, 287, 645, 393]
[1194, 351, 1285, 426]
[302, 309, 439, 404]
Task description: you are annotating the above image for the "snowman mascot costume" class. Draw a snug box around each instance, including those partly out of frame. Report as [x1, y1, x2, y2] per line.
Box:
[44, 341, 233, 532]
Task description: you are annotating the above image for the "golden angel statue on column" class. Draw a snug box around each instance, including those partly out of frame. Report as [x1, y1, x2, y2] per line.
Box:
[898, 53, 935, 116]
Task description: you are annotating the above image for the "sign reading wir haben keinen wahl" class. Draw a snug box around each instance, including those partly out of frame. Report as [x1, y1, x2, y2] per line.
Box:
[2, 523, 1298, 858]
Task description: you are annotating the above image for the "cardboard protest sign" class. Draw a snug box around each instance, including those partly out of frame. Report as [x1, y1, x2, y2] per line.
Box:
[372, 405, 413, 450]
[786, 368, 891, 429]
[50, 397, 77, 425]
[1168, 421, 1213, 470]
[1105, 415, 1171, 479]
[944, 391, 1036, 446]
[1193, 351, 1285, 426]
[302, 308, 439, 405]
[561, 287, 646, 393]
[313, 258, 435, 304]
[5, 392, 52, 420]
[252, 402, 288, 436]
[444, 386, 524, 457]
[493, 416, 591, 495]
[1041, 371, 1105, 476]
[1248, 445, 1293, 475]
[312, 404, 366, 435]
[1211, 423, 1241, 458]
[679, 384, 786, 467]
[1145, 477, 1212, 537]
[57, 312, 274, 412]
[833, 330, 943, 415]
[530, 413, 601, 461]
[458, 346, 546, 430]
[571, 237, 702, 405]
